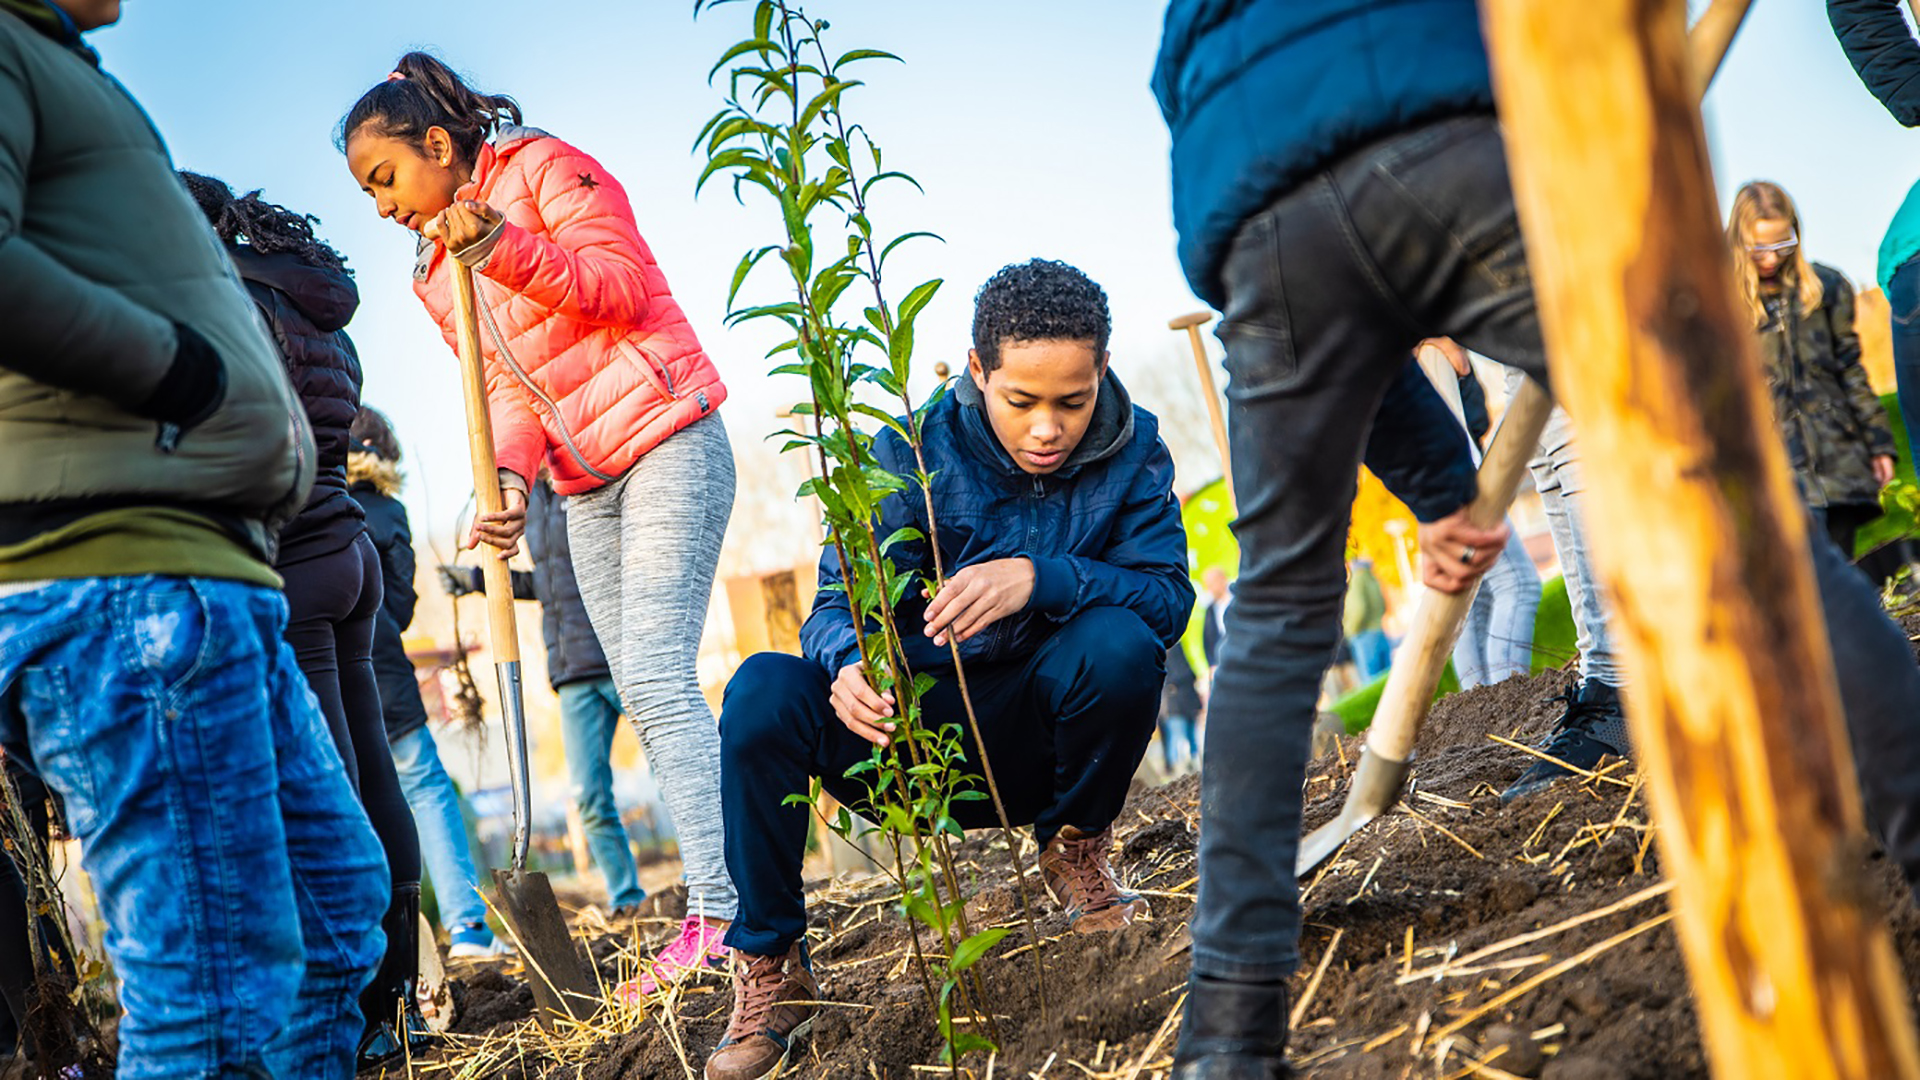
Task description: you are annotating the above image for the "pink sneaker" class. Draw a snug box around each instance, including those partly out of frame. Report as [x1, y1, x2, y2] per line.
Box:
[618, 915, 730, 1001]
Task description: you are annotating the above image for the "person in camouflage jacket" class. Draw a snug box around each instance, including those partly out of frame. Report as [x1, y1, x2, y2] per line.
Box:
[1731, 181, 1898, 560]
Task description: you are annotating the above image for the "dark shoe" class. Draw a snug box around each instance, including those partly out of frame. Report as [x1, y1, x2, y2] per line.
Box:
[703, 944, 819, 1080]
[358, 883, 436, 1070]
[1040, 826, 1149, 932]
[1170, 974, 1293, 1079]
[1501, 680, 1631, 802]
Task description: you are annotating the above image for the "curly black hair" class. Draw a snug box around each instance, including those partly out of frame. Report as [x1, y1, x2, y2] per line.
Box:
[970, 259, 1111, 373]
[178, 172, 349, 274]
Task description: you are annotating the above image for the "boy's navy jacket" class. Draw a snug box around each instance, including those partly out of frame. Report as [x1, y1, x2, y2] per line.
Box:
[1152, 0, 1496, 308]
[800, 372, 1196, 677]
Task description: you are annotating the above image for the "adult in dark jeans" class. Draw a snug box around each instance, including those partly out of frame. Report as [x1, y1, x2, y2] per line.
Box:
[1153, 3, 1920, 1075]
[183, 173, 424, 1066]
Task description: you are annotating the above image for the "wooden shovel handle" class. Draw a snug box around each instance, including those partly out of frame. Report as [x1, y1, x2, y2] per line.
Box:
[451, 262, 521, 665]
[1365, 377, 1554, 762]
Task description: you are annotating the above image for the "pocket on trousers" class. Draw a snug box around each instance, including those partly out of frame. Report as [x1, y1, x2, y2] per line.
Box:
[1890, 265, 1920, 326]
[1217, 212, 1300, 396]
[126, 579, 212, 696]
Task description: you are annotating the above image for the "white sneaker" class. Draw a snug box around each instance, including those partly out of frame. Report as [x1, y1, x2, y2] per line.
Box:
[448, 937, 515, 959]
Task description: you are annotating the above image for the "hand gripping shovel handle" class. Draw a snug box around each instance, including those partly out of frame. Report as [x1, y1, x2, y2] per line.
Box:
[1296, 375, 1554, 875]
[450, 262, 533, 873]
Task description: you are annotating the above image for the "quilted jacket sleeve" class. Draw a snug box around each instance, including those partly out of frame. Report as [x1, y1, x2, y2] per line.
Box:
[1830, 0, 1920, 126]
[478, 138, 659, 329]
[0, 30, 177, 403]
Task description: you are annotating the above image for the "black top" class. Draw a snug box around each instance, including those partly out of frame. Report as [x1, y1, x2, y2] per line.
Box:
[231, 246, 366, 567]
[351, 482, 431, 741]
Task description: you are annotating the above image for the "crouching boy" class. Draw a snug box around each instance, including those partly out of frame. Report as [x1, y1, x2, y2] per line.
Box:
[705, 260, 1195, 1080]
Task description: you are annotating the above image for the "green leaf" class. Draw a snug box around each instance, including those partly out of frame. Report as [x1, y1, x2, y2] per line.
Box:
[951, 789, 989, 802]
[753, 0, 774, 41]
[728, 244, 780, 309]
[878, 230, 943, 270]
[696, 147, 764, 196]
[851, 402, 908, 439]
[879, 526, 924, 554]
[897, 278, 942, 324]
[949, 927, 1009, 973]
[708, 39, 779, 84]
[798, 79, 862, 134]
[833, 47, 903, 69]
[861, 170, 926, 199]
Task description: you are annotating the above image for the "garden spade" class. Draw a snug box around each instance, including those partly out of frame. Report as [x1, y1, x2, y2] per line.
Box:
[1296, 376, 1553, 877]
[450, 261, 600, 1025]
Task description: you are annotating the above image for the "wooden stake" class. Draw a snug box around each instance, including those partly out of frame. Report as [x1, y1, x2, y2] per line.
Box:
[1170, 312, 1234, 505]
[1482, 2, 1920, 1076]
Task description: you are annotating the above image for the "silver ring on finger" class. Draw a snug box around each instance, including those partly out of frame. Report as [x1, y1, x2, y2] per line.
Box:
[1462, 546, 1477, 562]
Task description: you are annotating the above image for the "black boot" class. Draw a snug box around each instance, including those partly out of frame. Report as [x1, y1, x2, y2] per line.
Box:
[358, 883, 432, 1069]
[1170, 973, 1293, 1079]
[1501, 679, 1631, 801]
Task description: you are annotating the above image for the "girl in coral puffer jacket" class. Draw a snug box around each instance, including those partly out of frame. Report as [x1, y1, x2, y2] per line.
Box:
[340, 51, 736, 991]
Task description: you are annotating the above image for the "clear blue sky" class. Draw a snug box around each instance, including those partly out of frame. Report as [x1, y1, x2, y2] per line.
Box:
[86, 1, 1920, 567]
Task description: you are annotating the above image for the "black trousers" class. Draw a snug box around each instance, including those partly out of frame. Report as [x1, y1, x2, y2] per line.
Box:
[282, 533, 420, 886]
[719, 606, 1165, 957]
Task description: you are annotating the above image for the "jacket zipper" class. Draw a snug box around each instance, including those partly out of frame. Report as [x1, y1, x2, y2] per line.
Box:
[471, 278, 618, 484]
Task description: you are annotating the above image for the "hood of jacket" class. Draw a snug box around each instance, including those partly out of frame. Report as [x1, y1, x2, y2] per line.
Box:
[229, 247, 358, 333]
[950, 367, 1136, 479]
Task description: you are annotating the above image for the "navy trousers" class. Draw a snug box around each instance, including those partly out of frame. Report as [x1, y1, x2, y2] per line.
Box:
[720, 605, 1164, 957]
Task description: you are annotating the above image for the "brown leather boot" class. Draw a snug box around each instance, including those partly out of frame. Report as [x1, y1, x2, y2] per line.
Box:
[702, 944, 819, 1080]
[1039, 825, 1149, 932]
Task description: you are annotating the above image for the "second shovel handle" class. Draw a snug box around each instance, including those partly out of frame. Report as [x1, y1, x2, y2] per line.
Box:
[1365, 376, 1554, 763]
[452, 263, 522, 665]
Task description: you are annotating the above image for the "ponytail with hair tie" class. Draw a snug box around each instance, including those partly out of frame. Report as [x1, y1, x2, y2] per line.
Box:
[336, 51, 522, 165]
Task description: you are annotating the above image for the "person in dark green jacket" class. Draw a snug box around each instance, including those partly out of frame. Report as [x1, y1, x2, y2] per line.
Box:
[0, 2, 387, 1077]
[1728, 180, 1899, 562]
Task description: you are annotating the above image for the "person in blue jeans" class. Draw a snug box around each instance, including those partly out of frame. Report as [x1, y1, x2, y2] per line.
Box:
[1160, 644, 1204, 775]
[347, 407, 507, 960]
[441, 477, 648, 916]
[0, 2, 388, 1075]
[1154, 3, 1920, 1075]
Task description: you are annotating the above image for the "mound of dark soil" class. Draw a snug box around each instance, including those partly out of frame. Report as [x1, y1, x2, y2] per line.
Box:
[398, 617, 1920, 1078]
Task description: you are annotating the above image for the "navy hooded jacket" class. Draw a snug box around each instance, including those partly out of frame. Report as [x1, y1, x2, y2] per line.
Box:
[800, 371, 1195, 678]
[1152, 0, 1496, 308]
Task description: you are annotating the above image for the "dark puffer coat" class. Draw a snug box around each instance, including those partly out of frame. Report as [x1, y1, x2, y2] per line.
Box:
[1758, 263, 1898, 509]
[230, 246, 366, 566]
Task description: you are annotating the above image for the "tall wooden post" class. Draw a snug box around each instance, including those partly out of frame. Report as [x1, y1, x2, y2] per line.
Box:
[1481, 2, 1920, 1076]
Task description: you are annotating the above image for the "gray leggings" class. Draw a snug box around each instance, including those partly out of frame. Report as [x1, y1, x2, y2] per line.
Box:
[566, 414, 738, 920]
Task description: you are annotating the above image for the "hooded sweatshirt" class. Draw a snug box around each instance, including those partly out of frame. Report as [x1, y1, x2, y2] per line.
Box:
[228, 247, 368, 566]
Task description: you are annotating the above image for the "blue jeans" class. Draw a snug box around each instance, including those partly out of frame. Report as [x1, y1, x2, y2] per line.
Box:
[0, 577, 387, 1078]
[1450, 523, 1540, 689]
[1506, 369, 1624, 688]
[558, 677, 644, 910]
[720, 607, 1164, 957]
[1198, 113, 1920, 981]
[1160, 713, 1200, 772]
[1889, 256, 1920, 466]
[1347, 628, 1391, 683]
[388, 725, 489, 933]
